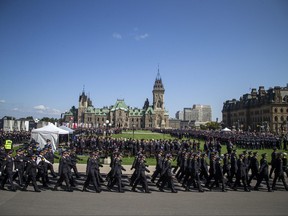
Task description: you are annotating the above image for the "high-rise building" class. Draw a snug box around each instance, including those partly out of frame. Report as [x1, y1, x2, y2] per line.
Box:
[176, 105, 212, 122]
[175, 111, 184, 120]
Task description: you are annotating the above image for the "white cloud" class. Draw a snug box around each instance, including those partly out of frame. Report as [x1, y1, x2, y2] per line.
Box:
[112, 33, 122, 39]
[135, 33, 149, 41]
[34, 105, 48, 111]
[50, 108, 61, 115]
[12, 108, 19, 111]
[0, 99, 6, 103]
[33, 105, 61, 116]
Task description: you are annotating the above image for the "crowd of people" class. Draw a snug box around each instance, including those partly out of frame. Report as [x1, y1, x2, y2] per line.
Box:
[0, 128, 288, 193]
[0, 130, 31, 146]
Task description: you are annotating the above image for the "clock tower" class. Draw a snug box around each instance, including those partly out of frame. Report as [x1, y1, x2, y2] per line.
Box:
[152, 70, 166, 128]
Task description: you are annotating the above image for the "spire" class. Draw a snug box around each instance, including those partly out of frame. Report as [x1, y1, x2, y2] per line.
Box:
[153, 66, 164, 91]
[156, 64, 161, 81]
[82, 84, 85, 93]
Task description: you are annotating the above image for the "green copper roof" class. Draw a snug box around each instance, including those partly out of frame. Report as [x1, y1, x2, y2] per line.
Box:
[111, 99, 128, 111]
[129, 108, 145, 116]
[145, 106, 155, 115]
[94, 108, 109, 116]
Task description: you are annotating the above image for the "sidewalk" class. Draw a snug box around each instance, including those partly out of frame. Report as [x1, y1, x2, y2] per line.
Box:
[53, 164, 156, 175]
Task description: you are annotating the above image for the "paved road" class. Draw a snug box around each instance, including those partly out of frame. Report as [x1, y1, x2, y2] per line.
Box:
[0, 164, 287, 216]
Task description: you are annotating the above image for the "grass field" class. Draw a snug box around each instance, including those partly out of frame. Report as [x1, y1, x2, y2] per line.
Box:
[112, 130, 173, 140]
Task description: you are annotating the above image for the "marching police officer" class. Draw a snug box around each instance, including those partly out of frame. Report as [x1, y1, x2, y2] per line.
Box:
[272, 153, 288, 191]
[247, 152, 259, 187]
[22, 154, 41, 192]
[232, 154, 250, 192]
[82, 152, 102, 193]
[107, 153, 126, 193]
[159, 154, 178, 193]
[131, 155, 151, 193]
[254, 153, 272, 192]
[13, 148, 26, 187]
[0, 150, 16, 191]
[54, 151, 74, 192]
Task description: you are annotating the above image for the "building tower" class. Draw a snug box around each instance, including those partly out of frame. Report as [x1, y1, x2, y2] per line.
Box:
[78, 86, 92, 125]
[152, 70, 166, 128]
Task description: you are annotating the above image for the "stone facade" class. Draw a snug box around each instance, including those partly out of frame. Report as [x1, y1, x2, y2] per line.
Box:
[222, 85, 288, 134]
[63, 73, 169, 129]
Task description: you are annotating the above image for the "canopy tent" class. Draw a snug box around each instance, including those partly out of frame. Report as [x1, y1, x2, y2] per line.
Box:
[31, 123, 69, 151]
[58, 125, 74, 134]
[221, 127, 232, 132]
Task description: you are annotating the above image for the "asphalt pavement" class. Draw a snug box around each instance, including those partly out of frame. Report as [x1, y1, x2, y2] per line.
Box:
[0, 164, 287, 215]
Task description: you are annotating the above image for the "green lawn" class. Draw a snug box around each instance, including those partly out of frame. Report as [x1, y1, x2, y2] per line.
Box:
[112, 130, 173, 140]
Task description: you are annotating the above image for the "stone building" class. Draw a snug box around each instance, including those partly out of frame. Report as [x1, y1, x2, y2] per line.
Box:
[222, 85, 288, 134]
[63, 72, 169, 129]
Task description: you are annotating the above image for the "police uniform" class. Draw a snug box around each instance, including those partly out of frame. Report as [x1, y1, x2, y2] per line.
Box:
[209, 157, 226, 192]
[254, 153, 272, 192]
[232, 154, 250, 192]
[0, 150, 16, 191]
[159, 154, 177, 193]
[12, 149, 26, 187]
[247, 152, 259, 186]
[83, 153, 102, 193]
[107, 153, 126, 192]
[272, 153, 288, 191]
[22, 154, 41, 192]
[54, 151, 74, 192]
[131, 155, 151, 193]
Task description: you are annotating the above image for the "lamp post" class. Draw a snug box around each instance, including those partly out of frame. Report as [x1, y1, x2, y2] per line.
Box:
[104, 120, 111, 136]
[132, 124, 135, 139]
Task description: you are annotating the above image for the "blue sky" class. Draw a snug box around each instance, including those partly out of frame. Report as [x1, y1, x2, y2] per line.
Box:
[0, 0, 287, 121]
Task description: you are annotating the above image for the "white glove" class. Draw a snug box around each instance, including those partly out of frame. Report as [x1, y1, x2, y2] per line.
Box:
[15, 169, 18, 171]
[0, 171, 2, 176]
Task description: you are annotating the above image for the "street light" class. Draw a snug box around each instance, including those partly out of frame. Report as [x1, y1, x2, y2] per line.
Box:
[104, 120, 111, 136]
[132, 124, 135, 139]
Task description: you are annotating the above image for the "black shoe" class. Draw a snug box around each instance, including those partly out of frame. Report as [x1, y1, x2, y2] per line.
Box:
[199, 189, 204, 193]
[254, 187, 259, 191]
[53, 187, 58, 191]
[145, 190, 151, 193]
[268, 189, 273, 192]
[171, 190, 178, 193]
[82, 187, 87, 192]
[22, 187, 27, 191]
[35, 189, 41, 192]
[159, 188, 164, 192]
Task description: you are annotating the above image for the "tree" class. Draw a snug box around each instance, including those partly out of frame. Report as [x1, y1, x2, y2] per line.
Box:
[201, 121, 221, 130]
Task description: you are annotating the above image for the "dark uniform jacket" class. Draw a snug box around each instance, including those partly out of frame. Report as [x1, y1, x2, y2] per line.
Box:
[1, 155, 14, 174]
[236, 159, 246, 178]
[259, 158, 269, 176]
[25, 159, 38, 177]
[59, 157, 73, 175]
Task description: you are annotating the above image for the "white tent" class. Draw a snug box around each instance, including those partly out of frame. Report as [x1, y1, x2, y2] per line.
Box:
[221, 127, 232, 132]
[31, 123, 69, 151]
[58, 125, 74, 134]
